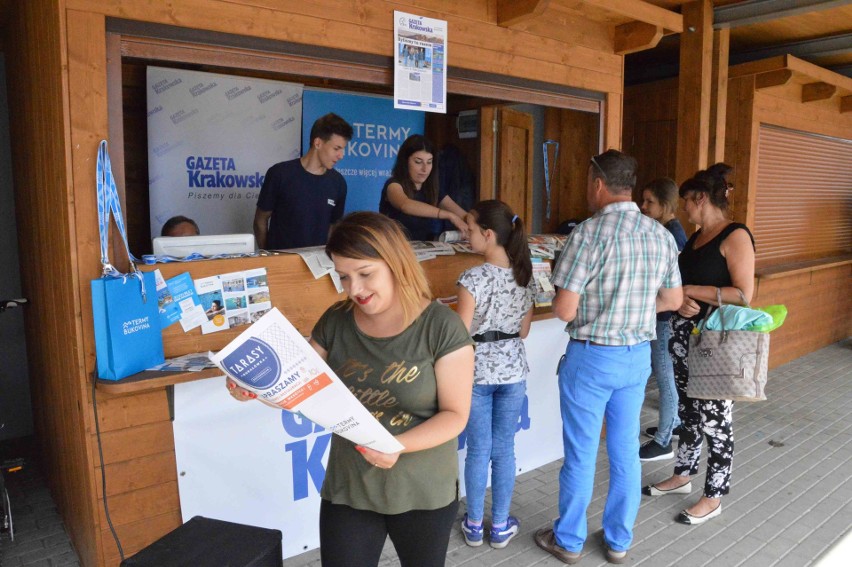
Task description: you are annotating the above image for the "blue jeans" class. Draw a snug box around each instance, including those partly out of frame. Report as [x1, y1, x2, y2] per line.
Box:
[554, 340, 649, 553]
[651, 319, 681, 446]
[463, 381, 526, 525]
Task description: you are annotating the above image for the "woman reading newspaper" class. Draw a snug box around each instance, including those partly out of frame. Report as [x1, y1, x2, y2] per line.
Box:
[228, 211, 474, 567]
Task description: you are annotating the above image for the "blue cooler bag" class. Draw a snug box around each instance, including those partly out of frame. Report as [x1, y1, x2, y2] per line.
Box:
[91, 140, 164, 380]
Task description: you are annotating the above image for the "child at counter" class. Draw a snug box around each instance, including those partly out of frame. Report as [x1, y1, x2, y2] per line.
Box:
[456, 200, 534, 549]
[227, 211, 474, 567]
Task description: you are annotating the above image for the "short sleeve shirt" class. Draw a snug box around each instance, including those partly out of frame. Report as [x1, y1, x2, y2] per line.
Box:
[311, 301, 473, 514]
[550, 201, 681, 345]
[257, 158, 346, 249]
[458, 264, 534, 384]
[379, 178, 446, 241]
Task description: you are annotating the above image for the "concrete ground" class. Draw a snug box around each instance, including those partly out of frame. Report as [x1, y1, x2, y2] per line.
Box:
[2, 339, 850, 566]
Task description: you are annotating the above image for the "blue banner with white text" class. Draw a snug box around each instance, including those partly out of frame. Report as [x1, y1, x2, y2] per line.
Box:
[302, 90, 425, 214]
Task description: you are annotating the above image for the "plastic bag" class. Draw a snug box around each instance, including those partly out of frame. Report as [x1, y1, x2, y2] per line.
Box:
[748, 305, 787, 333]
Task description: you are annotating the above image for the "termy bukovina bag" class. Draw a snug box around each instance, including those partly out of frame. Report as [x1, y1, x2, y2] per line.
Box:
[90, 140, 164, 380]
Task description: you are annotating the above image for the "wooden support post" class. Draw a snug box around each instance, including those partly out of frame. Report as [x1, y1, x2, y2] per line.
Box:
[709, 28, 729, 165]
[675, 0, 713, 184]
[841, 96, 852, 113]
[801, 82, 837, 102]
[497, 0, 550, 27]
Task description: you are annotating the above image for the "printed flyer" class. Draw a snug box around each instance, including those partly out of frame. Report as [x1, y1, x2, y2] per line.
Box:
[209, 308, 404, 454]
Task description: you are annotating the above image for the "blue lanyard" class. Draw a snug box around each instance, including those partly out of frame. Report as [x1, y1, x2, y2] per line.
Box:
[97, 140, 146, 299]
[543, 140, 559, 223]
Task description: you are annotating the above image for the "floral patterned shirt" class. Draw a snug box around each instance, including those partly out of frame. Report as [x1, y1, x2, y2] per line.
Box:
[458, 263, 534, 384]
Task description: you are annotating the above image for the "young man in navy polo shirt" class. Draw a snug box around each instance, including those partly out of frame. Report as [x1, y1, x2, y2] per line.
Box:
[254, 113, 353, 250]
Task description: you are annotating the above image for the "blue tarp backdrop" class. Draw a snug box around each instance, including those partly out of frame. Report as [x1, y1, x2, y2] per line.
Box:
[302, 89, 425, 214]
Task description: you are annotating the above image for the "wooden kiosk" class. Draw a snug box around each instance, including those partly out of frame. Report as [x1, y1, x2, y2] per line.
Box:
[3, 1, 690, 565]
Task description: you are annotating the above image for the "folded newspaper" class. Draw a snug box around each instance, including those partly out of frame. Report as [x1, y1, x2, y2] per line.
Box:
[208, 308, 404, 454]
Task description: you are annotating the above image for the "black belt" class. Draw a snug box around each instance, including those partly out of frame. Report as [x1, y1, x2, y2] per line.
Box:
[472, 331, 520, 343]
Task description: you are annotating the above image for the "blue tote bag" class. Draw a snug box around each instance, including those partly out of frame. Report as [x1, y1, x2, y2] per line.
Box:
[91, 141, 164, 380]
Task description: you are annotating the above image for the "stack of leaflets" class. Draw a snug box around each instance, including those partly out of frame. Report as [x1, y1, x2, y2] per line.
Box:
[209, 308, 405, 454]
[532, 261, 556, 307]
[528, 234, 569, 260]
[410, 241, 455, 262]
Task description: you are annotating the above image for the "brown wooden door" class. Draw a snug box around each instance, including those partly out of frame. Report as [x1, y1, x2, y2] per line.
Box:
[479, 106, 534, 223]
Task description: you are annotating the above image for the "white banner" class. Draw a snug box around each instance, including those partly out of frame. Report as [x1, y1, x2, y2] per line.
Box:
[173, 318, 569, 559]
[147, 67, 303, 238]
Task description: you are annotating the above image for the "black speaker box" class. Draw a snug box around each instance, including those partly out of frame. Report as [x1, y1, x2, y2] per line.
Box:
[120, 515, 283, 567]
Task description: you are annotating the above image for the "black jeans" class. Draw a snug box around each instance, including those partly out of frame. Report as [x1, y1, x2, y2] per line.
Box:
[319, 498, 459, 567]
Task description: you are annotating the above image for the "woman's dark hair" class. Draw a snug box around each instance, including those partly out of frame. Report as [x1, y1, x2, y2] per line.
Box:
[679, 162, 733, 210]
[643, 177, 679, 215]
[468, 200, 532, 287]
[391, 134, 440, 205]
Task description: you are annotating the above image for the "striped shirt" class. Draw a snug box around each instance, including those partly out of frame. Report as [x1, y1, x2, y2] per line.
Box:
[551, 201, 681, 345]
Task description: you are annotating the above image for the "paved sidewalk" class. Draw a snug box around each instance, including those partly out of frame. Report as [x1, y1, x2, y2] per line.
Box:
[283, 339, 852, 566]
[2, 340, 849, 566]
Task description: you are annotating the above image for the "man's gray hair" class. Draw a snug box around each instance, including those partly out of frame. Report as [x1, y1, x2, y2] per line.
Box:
[590, 150, 637, 195]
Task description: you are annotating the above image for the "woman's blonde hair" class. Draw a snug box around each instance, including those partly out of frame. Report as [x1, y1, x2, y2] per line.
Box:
[325, 212, 431, 325]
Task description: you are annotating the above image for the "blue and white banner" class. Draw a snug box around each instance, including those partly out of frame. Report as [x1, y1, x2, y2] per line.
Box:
[173, 318, 567, 560]
[302, 89, 424, 214]
[147, 67, 303, 238]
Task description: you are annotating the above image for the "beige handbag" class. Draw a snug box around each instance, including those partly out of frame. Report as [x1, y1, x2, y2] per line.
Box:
[686, 288, 769, 402]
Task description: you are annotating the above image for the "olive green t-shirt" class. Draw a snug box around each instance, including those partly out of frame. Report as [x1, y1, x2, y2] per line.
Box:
[312, 301, 473, 514]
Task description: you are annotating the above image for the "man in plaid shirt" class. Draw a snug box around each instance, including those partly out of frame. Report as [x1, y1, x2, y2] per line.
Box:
[535, 150, 682, 565]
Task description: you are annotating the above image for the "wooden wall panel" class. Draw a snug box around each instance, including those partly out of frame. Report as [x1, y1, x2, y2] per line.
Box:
[754, 265, 852, 369]
[4, 2, 101, 566]
[67, 0, 623, 94]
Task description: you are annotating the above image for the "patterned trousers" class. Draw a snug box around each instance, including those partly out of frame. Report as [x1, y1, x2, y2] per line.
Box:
[669, 315, 734, 498]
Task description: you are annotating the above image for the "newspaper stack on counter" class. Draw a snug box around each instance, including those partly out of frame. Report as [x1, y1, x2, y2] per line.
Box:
[208, 308, 404, 454]
[410, 241, 456, 262]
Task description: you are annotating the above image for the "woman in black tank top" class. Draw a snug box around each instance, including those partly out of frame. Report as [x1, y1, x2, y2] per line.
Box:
[641, 164, 755, 526]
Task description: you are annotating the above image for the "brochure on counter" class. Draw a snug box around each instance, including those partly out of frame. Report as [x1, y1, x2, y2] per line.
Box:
[280, 246, 343, 293]
[208, 308, 404, 454]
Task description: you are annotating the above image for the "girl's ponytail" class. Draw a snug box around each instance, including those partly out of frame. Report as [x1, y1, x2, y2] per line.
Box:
[469, 200, 532, 287]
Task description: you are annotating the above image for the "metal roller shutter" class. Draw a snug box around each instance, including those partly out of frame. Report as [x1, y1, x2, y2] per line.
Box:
[754, 125, 852, 268]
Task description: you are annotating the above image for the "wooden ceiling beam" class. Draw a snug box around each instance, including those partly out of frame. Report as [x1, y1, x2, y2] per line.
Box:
[582, 0, 683, 33]
[802, 82, 837, 102]
[714, 0, 850, 30]
[496, 0, 550, 27]
[614, 21, 663, 55]
[755, 69, 793, 89]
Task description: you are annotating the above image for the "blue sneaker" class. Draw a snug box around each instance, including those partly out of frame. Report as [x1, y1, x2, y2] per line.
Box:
[489, 516, 520, 549]
[460, 513, 483, 547]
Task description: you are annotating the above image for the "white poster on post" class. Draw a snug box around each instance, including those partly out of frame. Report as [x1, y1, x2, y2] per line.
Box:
[146, 67, 303, 238]
[393, 10, 447, 113]
[173, 318, 568, 560]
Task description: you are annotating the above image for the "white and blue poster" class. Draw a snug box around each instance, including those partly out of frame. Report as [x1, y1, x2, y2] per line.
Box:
[394, 11, 447, 113]
[173, 318, 567, 560]
[146, 67, 303, 238]
[302, 89, 425, 214]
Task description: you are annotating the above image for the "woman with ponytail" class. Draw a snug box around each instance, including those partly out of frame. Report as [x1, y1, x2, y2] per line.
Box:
[455, 200, 534, 550]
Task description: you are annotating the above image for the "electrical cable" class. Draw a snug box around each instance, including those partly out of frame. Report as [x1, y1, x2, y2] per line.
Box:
[92, 377, 125, 561]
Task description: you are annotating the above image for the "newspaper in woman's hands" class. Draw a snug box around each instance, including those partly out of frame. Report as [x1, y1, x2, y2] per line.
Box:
[209, 308, 404, 454]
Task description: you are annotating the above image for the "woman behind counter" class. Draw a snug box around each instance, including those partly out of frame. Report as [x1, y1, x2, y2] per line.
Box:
[228, 212, 475, 567]
[379, 134, 469, 241]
